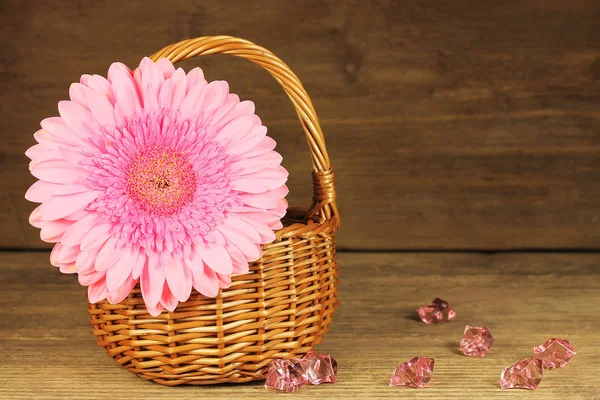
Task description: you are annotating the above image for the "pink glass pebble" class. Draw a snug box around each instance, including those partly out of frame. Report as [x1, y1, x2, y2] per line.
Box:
[533, 338, 576, 369]
[292, 351, 338, 384]
[417, 298, 456, 324]
[265, 359, 306, 392]
[389, 357, 435, 388]
[460, 325, 494, 357]
[500, 357, 544, 390]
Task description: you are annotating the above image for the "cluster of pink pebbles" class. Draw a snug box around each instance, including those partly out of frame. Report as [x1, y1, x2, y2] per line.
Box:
[264, 352, 337, 393]
[265, 297, 576, 392]
[397, 298, 576, 390]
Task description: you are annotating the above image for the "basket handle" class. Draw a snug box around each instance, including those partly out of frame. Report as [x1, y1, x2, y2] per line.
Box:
[149, 36, 339, 228]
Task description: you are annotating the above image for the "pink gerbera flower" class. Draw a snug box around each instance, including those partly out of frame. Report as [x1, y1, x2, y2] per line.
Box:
[25, 57, 288, 316]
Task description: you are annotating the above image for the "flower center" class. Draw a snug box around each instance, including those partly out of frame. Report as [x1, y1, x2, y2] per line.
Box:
[125, 146, 197, 216]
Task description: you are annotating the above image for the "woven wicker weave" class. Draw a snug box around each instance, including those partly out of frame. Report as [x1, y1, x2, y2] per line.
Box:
[88, 36, 340, 386]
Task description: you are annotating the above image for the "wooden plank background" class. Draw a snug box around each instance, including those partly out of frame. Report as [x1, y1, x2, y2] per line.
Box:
[1, 0, 600, 250]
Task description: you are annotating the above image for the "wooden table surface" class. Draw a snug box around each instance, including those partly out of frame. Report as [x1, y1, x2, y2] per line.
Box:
[1, 251, 598, 399]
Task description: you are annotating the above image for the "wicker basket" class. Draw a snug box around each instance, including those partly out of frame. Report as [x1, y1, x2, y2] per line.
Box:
[87, 36, 340, 386]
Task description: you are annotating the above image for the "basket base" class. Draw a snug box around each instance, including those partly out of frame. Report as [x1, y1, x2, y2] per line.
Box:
[116, 340, 324, 386]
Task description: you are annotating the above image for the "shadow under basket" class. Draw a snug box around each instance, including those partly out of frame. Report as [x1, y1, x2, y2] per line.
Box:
[87, 36, 340, 386]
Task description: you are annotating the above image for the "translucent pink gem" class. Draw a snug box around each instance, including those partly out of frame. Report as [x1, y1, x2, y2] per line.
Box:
[389, 357, 435, 388]
[500, 358, 544, 390]
[417, 298, 456, 324]
[292, 352, 338, 384]
[264, 359, 306, 392]
[533, 338, 576, 369]
[460, 325, 494, 357]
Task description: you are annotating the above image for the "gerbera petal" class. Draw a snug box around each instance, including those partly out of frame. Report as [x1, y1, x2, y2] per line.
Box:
[80, 222, 113, 251]
[228, 125, 268, 155]
[155, 57, 176, 79]
[243, 136, 277, 158]
[191, 265, 219, 297]
[95, 236, 122, 271]
[270, 197, 289, 217]
[205, 94, 239, 128]
[229, 205, 284, 228]
[32, 130, 58, 150]
[267, 199, 288, 229]
[40, 117, 82, 146]
[180, 77, 208, 120]
[40, 190, 100, 221]
[157, 78, 172, 110]
[200, 80, 229, 115]
[107, 275, 137, 304]
[53, 183, 91, 196]
[108, 62, 141, 116]
[159, 283, 179, 311]
[81, 74, 115, 105]
[164, 256, 192, 302]
[30, 160, 91, 184]
[236, 166, 288, 192]
[57, 101, 94, 138]
[105, 246, 136, 291]
[79, 269, 106, 286]
[201, 245, 233, 275]
[225, 242, 250, 274]
[75, 248, 100, 275]
[69, 82, 88, 108]
[169, 68, 187, 109]
[211, 229, 226, 246]
[245, 164, 288, 180]
[229, 152, 283, 175]
[58, 147, 88, 166]
[223, 215, 261, 243]
[40, 219, 72, 243]
[64, 208, 92, 221]
[236, 215, 276, 243]
[78, 83, 116, 128]
[135, 58, 163, 112]
[29, 205, 44, 228]
[51, 243, 79, 264]
[217, 115, 254, 144]
[146, 303, 164, 317]
[185, 67, 206, 92]
[186, 246, 204, 272]
[136, 57, 162, 80]
[61, 212, 101, 246]
[131, 251, 146, 280]
[58, 262, 77, 274]
[270, 221, 284, 230]
[25, 143, 59, 161]
[213, 100, 255, 130]
[217, 273, 232, 289]
[49, 243, 62, 266]
[140, 253, 165, 307]
[87, 278, 108, 303]
[230, 178, 268, 193]
[239, 185, 289, 209]
[216, 225, 261, 262]
[25, 180, 61, 203]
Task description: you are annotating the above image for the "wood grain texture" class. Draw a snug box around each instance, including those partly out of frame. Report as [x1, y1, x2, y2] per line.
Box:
[1, 0, 600, 250]
[0, 251, 598, 399]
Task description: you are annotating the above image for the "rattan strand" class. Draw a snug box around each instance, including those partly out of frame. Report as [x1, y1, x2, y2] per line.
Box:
[88, 36, 340, 386]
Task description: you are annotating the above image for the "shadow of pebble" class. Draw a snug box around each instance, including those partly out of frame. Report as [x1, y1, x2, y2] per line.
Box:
[446, 341, 463, 355]
[404, 313, 422, 322]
